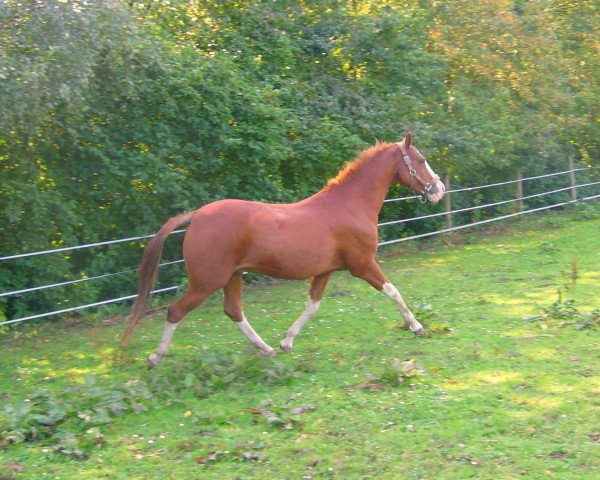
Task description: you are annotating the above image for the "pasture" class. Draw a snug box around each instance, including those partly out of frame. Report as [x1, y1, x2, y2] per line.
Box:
[1, 210, 600, 479]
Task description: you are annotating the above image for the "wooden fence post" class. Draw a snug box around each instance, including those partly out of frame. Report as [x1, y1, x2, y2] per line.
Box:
[568, 156, 577, 202]
[444, 173, 452, 229]
[516, 170, 523, 212]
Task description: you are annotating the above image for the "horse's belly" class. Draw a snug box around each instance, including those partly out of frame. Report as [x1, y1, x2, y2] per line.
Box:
[243, 236, 341, 280]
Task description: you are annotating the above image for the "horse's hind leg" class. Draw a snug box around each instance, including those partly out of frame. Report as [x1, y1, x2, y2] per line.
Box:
[147, 287, 211, 369]
[280, 272, 331, 353]
[224, 273, 276, 357]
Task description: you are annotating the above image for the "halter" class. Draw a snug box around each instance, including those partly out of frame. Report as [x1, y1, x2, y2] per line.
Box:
[397, 142, 439, 203]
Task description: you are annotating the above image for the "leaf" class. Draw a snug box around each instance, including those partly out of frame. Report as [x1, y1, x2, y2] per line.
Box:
[8, 462, 24, 472]
[355, 380, 385, 392]
[242, 450, 267, 461]
[196, 451, 229, 465]
[245, 407, 285, 426]
[290, 405, 317, 415]
[184, 373, 195, 388]
[244, 407, 263, 415]
[401, 359, 418, 378]
[196, 452, 217, 464]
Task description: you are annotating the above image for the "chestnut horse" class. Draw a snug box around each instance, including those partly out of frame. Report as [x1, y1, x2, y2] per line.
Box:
[121, 133, 445, 368]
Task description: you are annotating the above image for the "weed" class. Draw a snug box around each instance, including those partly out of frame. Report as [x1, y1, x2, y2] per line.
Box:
[146, 352, 314, 400]
[573, 310, 600, 330]
[410, 302, 450, 334]
[543, 289, 579, 320]
[575, 202, 600, 220]
[538, 241, 558, 254]
[527, 290, 600, 331]
[0, 378, 152, 457]
[538, 213, 569, 229]
[379, 358, 423, 386]
[427, 321, 452, 334]
[0, 352, 312, 457]
[195, 440, 268, 466]
[245, 400, 316, 430]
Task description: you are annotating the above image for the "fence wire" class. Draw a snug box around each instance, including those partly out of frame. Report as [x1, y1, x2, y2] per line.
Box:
[1, 166, 599, 326]
[0, 259, 185, 298]
[383, 166, 595, 203]
[0, 230, 186, 261]
[378, 180, 600, 227]
[0, 287, 179, 326]
[378, 192, 600, 246]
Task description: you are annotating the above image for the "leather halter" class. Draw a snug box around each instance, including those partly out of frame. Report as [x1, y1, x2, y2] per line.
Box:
[397, 142, 440, 203]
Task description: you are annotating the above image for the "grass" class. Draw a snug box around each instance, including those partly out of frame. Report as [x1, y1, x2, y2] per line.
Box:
[1, 209, 600, 479]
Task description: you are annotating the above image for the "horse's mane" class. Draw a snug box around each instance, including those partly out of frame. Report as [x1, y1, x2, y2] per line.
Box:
[326, 141, 394, 189]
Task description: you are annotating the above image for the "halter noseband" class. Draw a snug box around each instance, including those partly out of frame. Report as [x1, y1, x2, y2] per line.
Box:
[398, 142, 439, 203]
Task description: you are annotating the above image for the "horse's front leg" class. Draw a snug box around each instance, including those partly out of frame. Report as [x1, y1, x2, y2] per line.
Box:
[351, 261, 426, 335]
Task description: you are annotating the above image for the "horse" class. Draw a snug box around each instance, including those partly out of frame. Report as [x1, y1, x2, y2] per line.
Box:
[120, 132, 445, 368]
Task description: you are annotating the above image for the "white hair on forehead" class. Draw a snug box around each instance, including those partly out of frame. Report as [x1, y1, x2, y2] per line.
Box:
[425, 161, 436, 177]
[412, 146, 437, 177]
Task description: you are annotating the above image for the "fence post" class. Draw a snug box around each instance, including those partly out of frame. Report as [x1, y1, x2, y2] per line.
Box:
[516, 170, 523, 212]
[444, 173, 452, 229]
[568, 156, 577, 201]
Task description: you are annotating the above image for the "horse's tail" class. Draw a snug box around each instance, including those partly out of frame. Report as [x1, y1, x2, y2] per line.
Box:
[120, 211, 195, 349]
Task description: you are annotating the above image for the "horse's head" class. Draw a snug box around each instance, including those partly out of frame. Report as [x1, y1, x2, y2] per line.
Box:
[395, 132, 445, 203]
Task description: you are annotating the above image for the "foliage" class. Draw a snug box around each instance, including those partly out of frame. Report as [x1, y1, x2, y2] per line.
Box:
[378, 357, 422, 386]
[245, 400, 317, 431]
[146, 351, 315, 399]
[1, 0, 599, 322]
[0, 376, 152, 457]
[531, 290, 600, 331]
[0, 352, 312, 457]
[543, 289, 580, 320]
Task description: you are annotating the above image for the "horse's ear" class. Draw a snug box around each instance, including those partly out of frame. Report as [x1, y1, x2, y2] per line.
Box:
[404, 132, 412, 148]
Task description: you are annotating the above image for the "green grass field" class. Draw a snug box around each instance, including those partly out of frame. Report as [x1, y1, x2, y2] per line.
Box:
[2, 210, 600, 479]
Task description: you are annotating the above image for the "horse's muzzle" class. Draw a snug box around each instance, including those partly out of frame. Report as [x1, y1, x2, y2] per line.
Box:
[425, 179, 446, 204]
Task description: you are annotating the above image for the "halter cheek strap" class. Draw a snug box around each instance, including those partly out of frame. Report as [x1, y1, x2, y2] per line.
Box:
[397, 143, 439, 202]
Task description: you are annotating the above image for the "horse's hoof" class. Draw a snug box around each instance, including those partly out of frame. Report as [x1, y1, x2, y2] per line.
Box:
[413, 327, 427, 335]
[147, 353, 159, 369]
[279, 341, 292, 354]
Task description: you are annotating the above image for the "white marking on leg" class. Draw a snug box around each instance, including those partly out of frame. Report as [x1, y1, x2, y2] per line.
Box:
[382, 282, 424, 333]
[280, 299, 320, 353]
[238, 317, 276, 356]
[148, 321, 179, 368]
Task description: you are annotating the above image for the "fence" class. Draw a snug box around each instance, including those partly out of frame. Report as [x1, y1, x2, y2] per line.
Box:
[1, 164, 599, 326]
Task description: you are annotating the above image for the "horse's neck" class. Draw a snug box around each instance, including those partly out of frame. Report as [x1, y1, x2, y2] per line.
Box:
[316, 151, 397, 220]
